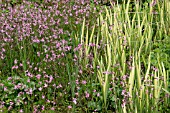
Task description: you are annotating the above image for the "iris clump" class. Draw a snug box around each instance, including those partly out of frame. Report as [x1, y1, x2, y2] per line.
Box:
[0, 0, 170, 112]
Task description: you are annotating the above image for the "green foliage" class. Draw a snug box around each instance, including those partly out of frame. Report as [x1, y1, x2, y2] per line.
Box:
[0, 0, 169, 112]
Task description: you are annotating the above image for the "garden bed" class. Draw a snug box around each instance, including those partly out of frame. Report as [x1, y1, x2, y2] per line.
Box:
[0, 0, 170, 112]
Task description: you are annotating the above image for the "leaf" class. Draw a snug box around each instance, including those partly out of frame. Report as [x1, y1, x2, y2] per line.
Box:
[162, 88, 170, 95]
[110, 96, 115, 102]
[87, 101, 96, 108]
[97, 104, 102, 111]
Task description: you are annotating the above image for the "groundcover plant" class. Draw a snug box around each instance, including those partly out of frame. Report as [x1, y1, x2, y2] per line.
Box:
[0, 0, 170, 113]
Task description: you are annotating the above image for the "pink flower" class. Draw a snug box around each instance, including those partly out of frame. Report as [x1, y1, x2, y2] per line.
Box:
[89, 43, 95, 47]
[103, 71, 111, 74]
[68, 105, 72, 109]
[8, 106, 12, 111]
[41, 105, 45, 110]
[29, 88, 33, 94]
[19, 109, 23, 113]
[4, 87, 7, 91]
[150, 0, 157, 7]
[121, 90, 126, 96]
[85, 92, 90, 98]
[46, 99, 50, 103]
[19, 63, 23, 67]
[97, 93, 100, 97]
[10, 102, 14, 106]
[44, 83, 48, 88]
[36, 74, 41, 80]
[41, 38, 45, 42]
[79, 70, 83, 74]
[75, 92, 79, 96]
[27, 72, 33, 78]
[37, 52, 40, 57]
[72, 98, 77, 104]
[51, 107, 55, 110]
[81, 80, 87, 85]
[12, 65, 18, 70]
[42, 95, 45, 99]
[14, 59, 18, 64]
[27, 79, 30, 83]
[76, 79, 79, 85]
[7, 77, 12, 80]
[56, 84, 62, 88]
[49, 75, 53, 83]
[38, 87, 42, 91]
[2, 48, 5, 52]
